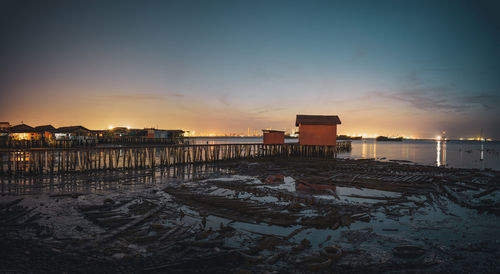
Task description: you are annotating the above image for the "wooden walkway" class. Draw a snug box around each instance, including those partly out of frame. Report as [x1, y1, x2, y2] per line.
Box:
[0, 142, 351, 176]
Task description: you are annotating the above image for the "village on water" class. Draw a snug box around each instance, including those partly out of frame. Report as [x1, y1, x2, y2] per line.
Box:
[0, 115, 353, 174]
[1, 113, 499, 273]
[0, 114, 346, 148]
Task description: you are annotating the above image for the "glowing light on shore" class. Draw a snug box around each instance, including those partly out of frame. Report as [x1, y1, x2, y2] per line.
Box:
[436, 135, 442, 141]
[355, 133, 379, 138]
[108, 125, 113, 130]
[344, 133, 418, 139]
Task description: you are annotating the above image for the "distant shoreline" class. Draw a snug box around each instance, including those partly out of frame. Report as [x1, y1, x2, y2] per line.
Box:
[187, 136, 498, 142]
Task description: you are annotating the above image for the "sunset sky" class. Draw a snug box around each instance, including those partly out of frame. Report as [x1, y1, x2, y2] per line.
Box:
[1, 0, 499, 138]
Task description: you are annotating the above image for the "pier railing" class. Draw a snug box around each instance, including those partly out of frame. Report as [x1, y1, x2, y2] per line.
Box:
[0, 142, 351, 176]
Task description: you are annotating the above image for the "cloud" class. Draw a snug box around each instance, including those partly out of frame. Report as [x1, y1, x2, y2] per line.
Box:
[250, 106, 285, 115]
[379, 70, 500, 113]
[378, 88, 499, 113]
[461, 94, 499, 110]
[165, 93, 184, 98]
[98, 92, 183, 101]
[217, 93, 231, 106]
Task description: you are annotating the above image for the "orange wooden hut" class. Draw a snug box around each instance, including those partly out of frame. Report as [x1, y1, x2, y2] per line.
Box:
[295, 115, 341, 145]
[262, 129, 285, 144]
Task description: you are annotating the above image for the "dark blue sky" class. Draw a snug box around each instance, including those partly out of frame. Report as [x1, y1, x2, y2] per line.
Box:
[1, 0, 499, 138]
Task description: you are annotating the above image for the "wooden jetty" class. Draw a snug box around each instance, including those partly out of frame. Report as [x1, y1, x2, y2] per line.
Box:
[0, 137, 186, 149]
[0, 142, 351, 176]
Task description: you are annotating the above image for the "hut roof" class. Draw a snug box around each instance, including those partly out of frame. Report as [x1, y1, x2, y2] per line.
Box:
[262, 129, 285, 133]
[295, 115, 341, 126]
[111, 127, 128, 131]
[145, 128, 184, 133]
[9, 124, 36, 133]
[35, 125, 56, 132]
[56, 126, 90, 133]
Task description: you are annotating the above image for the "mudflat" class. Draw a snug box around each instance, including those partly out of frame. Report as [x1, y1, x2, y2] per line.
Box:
[1, 158, 499, 273]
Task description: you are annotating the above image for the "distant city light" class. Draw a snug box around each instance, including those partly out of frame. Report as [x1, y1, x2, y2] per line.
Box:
[108, 125, 113, 130]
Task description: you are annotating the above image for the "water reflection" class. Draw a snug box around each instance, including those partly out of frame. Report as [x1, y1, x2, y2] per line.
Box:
[436, 140, 447, 167]
[0, 164, 232, 195]
[443, 141, 447, 166]
[481, 141, 484, 161]
[361, 141, 376, 159]
[196, 137, 500, 170]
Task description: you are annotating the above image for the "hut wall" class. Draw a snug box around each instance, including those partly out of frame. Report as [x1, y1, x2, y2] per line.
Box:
[298, 124, 337, 145]
[263, 132, 284, 144]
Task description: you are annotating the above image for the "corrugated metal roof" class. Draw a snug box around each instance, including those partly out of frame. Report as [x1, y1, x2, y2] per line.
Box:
[56, 126, 90, 133]
[34, 125, 56, 132]
[143, 128, 184, 133]
[262, 129, 285, 133]
[295, 115, 341, 126]
[9, 124, 36, 133]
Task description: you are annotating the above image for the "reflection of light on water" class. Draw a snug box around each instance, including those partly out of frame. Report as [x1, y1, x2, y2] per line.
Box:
[436, 141, 441, 166]
[481, 141, 484, 161]
[361, 141, 376, 159]
[436, 140, 447, 167]
[480, 141, 485, 169]
[442, 141, 447, 165]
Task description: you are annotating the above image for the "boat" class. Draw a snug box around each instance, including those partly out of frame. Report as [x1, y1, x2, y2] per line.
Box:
[337, 135, 362, 140]
[376, 136, 403, 141]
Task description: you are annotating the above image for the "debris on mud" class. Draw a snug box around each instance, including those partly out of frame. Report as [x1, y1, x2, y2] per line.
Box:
[1, 158, 500, 273]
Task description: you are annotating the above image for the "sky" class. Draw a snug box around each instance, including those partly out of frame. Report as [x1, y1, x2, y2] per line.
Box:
[1, 0, 499, 138]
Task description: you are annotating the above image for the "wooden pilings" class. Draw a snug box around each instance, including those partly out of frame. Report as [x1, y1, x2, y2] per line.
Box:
[0, 142, 351, 176]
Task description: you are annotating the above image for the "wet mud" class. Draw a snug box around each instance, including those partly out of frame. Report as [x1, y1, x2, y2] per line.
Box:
[1, 158, 500, 273]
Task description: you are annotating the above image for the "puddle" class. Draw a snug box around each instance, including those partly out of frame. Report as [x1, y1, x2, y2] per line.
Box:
[337, 187, 399, 198]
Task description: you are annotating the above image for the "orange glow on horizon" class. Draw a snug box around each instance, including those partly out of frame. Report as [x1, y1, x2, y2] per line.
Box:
[0, 87, 486, 140]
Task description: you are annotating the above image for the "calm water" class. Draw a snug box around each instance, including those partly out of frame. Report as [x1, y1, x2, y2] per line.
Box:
[189, 136, 298, 144]
[188, 137, 500, 170]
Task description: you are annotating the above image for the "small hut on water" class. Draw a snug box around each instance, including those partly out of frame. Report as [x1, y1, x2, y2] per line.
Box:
[8, 124, 41, 140]
[0, 122, 10, 130]
[34, 125, 56, 143]
[262, 130, 285, 144]
[54, 126, 92, 141]
[295, 115, 341, 146]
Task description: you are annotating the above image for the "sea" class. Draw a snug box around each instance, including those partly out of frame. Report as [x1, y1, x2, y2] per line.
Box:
[188, 137, 500, 171]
